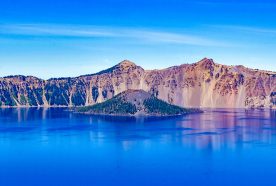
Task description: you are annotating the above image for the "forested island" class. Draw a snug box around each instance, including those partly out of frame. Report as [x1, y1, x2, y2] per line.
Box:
[76, 89, 202, 116]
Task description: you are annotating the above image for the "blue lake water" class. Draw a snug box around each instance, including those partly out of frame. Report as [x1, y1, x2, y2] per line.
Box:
[0, 108, 276, 186]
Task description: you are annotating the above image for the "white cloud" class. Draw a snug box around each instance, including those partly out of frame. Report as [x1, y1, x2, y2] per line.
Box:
[0, 24, 116, 37]
[0, 24, 229, 47]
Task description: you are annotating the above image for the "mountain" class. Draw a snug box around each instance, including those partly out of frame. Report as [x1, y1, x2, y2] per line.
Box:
[76, 89, 201, 116]
[0, 58, 275, 108]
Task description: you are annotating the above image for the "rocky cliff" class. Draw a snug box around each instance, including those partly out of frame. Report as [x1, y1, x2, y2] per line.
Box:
[0, 58, 275, 108]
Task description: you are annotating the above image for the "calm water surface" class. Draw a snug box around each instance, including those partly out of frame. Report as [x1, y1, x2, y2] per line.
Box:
[0, 108, 276, 186]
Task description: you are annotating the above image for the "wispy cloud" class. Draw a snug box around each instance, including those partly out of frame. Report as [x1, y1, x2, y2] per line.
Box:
[0, 24, 228, 47]
[211, 25, 276, 35]
[0, 24, 116, 37]
[129, 30, 224, 46]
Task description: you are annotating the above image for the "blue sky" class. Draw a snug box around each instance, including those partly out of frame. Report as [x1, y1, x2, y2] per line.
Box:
[0, 0, 276, 79]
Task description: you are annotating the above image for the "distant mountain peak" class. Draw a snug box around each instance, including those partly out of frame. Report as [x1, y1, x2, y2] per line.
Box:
[91, 60, 139, 76]
[117, 60, 137, 67]
[196, 58, 215, 65]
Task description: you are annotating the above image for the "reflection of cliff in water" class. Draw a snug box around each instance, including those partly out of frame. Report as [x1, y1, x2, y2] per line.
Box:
[174, 109, 276, 151]
[0, 108, 275, 152]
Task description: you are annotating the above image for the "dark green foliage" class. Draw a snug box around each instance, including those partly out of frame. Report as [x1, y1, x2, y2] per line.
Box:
[144, 97, 190, 115]
[77, 90, 201, 116]
[27, 93, 38, 106]
[0, 91, 5, 104]
[92, 87, 99, 102]
[20, 95, 27, 105]
[33, 88, 44, 105]
[238, 74, 245, 85]
[72, 92, 86, 106]
[5, 97, 16, 106]
[77, 97, 137, 115]
[2, 91, 16, 106]
[71, 80, 87, 106]
[102, 90, 108, 99]
[150, 88, 159, 97]
[45, 84, 69, 106]
[25, 87, 37, 106]
[2, 85, 20, 105]
[11, 86, 19, 99]
[271, 92, 276, 105]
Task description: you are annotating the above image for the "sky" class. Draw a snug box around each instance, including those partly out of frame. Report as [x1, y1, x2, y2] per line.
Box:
[0, 0, 276, 79]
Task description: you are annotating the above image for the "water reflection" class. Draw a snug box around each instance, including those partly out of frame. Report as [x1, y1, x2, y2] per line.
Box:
[0, 108, 275, 151]
[1, 108, 276, 186]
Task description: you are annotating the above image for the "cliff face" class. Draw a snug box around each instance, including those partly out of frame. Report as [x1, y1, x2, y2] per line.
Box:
[0, 58, 275, 108]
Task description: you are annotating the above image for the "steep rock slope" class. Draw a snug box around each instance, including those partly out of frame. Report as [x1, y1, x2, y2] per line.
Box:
[0, 59, 275, 108]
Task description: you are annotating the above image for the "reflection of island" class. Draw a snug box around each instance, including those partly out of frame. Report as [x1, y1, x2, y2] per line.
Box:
[0, 108, 275, 152]
[76, 90, 202, 117]
[88, 109, 276, 152]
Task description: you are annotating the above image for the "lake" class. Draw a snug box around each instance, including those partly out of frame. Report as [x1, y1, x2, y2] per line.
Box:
[0, 108, 276, 186]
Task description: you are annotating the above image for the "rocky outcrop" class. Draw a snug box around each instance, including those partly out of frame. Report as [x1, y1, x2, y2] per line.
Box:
[0, 58, 275, 108]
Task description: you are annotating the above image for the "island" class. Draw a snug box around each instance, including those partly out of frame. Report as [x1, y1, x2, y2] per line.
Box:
[76, 89, 202, 116]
